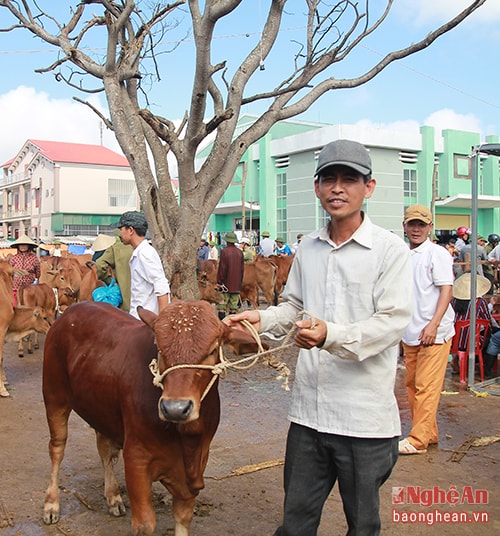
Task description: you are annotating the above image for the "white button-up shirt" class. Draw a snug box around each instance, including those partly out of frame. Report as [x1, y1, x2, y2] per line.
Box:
[129, 239, 170, 319]
[259, 216, 412, 438]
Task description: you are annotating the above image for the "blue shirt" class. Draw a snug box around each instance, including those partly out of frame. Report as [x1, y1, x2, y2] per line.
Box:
[276, 243, 293, 256]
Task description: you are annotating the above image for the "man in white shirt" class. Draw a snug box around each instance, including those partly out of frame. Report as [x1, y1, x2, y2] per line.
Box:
[258, 231, 275, 257]
[112, 211, 170, 319]
[291, 233, 303, 253]
[400, 204, 455, 455]
[226, 140, 412, 535]
[208, 241, 219, 261]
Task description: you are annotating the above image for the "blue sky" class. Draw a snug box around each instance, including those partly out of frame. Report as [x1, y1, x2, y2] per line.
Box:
[0, 0, 499, 165]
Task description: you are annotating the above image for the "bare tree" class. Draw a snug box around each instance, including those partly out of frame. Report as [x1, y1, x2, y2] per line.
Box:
[0, 0, 487, 298]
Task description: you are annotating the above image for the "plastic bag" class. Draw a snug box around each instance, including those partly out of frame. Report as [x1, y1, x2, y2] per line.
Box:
[92, 278, 123, 307]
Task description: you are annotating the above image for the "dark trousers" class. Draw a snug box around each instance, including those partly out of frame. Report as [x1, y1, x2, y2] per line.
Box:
[273, 423, 398, 536]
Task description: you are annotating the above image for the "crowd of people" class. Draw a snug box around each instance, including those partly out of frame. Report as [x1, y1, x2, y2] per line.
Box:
[5, 138, 499, 535]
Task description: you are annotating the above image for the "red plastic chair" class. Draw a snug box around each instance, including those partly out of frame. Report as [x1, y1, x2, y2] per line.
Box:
[450, 318, 490, 383]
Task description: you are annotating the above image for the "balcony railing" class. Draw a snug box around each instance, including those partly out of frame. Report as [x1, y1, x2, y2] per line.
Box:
[0, 172, 31, 188]
[0, 209, 31, 220]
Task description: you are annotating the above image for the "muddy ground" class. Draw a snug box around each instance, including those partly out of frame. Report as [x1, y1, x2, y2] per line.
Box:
[0, 333, 498, 536]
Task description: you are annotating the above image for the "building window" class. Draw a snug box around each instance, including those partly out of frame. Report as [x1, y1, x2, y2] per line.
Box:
[454, 154, 471, 179]
[404, 169, 417, 197]
[276, 172, 287, 237]
[108, 178, 137, 207]
[35, 188, 41, 209]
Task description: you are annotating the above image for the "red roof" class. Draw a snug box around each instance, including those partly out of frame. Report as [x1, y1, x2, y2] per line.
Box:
[5, 140, 130, 168]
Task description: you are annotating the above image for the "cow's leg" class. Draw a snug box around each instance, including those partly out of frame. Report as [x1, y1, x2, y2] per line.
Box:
[0, 352, 8, 397]
[171, 495, 195, 536]
[43, 407, 71, 524]
[34, 333, 40, 350]
[0, 339, 9, 396]
[95, 431, 126, 517]
[26, 335, 33, 354]
[17, 338, 24, 358]
[123, 451, 156, 536]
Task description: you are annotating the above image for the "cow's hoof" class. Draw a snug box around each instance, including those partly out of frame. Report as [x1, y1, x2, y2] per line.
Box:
[43, 507, 60, 525]
[0, 388, 10, 398]
[28, 348, 33, 354]
[18, 353, 24, 358]
[108, 499, 126, 517]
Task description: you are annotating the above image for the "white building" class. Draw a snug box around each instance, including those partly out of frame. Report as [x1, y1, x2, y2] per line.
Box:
[0, 139, 138, 240]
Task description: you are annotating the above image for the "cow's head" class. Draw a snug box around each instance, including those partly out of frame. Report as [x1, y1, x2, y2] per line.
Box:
[56, 287, 77, 314]
[138, 300, 263, 423]
[32, 307, 52, 334]
[197, 271, 221, 304]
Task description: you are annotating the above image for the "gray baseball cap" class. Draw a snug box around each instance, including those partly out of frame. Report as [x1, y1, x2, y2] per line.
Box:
[111, 211, 148, 231]
[315, 139, 371, 177]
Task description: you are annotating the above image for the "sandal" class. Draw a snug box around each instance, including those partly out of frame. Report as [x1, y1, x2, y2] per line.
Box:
[399, 438, 427, 455]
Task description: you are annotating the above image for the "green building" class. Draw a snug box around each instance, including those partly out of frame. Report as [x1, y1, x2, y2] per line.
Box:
[202, 116, 500, 245]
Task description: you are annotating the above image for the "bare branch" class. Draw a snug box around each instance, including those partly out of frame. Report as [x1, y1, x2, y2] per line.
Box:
[138, 109, 178, 145]
[54, 70, 105, 93]
[73, 96, 113, 129]
[0, 0, 487, 298]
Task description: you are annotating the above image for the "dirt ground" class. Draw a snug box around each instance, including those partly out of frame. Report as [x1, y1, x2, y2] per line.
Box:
[0, 332, 498, 536]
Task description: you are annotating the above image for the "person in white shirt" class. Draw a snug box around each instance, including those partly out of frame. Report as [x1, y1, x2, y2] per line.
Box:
[291, 233, 303, 253]
[50, 240, 63, 257]
[400, 204, 455, 455]
[258, 231, 275, 257]
[208, 241, 219, 261]
[112, 211, 170, 320]
[226, 139, 412, 536]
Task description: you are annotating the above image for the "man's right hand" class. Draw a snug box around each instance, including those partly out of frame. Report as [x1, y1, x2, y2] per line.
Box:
[223, 310, 261, 334]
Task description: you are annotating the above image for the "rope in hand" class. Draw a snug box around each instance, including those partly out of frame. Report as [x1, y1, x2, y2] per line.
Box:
[149, 310, 318, 396]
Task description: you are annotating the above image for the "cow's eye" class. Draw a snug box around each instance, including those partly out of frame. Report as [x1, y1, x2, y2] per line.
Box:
[203, 348, 218, 362]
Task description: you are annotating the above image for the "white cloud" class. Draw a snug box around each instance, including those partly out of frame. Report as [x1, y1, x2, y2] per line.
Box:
[352, 109, 485, 141]
[0, 86, 121, 165]
[396, 0, 500, 26]
[424, 109, 482, 135]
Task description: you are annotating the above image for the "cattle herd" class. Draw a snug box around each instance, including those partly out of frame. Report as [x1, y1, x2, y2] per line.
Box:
[0, 251, 294, 535]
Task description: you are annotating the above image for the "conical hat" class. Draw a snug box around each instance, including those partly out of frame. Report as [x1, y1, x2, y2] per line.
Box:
[452, 273, 491, 300]
[11, 234, 38, 248]
[92, 234, 116, 252]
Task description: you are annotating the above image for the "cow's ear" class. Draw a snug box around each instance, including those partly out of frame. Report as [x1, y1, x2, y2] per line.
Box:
[221, 322, 269, 355]
[137, 306, 157, 328]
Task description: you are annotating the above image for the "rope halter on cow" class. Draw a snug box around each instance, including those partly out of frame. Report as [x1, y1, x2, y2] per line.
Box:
[149, 310, 318, 399]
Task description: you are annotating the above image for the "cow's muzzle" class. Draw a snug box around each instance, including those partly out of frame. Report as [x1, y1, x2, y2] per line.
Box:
[159, 398, 194, 422]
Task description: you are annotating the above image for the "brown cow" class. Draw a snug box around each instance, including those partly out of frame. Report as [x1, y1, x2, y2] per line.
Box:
[42, 300, 263, 535]
[39, 256, 72, 289]
[0, 303, 52, 396]
[0, 260, 49, 395]
[196, 259, 220, 304]
[198, 260, 278, 310]
[6, 306, 52, 343]
[241, 261, 278, 307]
[79, 260, 104, 301]
[17, 283, 57, 357]
[40, 256, 100, 302]
[0, 259, 16, 397]
[256, 254, 294, 301]
[40, 256, 83, 293]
